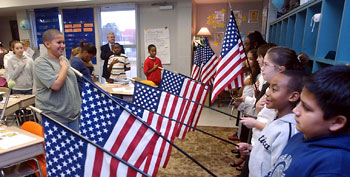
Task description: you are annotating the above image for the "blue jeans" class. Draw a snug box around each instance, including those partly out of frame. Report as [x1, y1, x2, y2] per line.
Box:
[62, 118, 80, 132]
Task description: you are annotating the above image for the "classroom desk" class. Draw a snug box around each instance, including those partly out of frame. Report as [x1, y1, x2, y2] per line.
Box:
[97, 83, 134, 96]
[0, 125, 44, 168]
[0, 95, 35, 117]
[97, 82, 134, 103]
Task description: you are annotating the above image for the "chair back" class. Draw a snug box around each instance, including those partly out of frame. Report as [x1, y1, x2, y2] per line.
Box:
[21, 121, 47, 177]
[21, 121, 44, 137]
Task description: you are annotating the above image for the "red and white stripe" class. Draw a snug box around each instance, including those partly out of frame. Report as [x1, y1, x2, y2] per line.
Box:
[211, 40, 245, 103]
[201, 55, 218, 84]
[139, 92, 187, 176]
[191, 64, 201, 81]
[84, 110, 160, 177]
[177, 78, 206, 139]
[190, 84, 209, 130]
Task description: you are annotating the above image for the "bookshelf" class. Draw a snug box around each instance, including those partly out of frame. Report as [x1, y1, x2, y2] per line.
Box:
[268, 0, 350, 73]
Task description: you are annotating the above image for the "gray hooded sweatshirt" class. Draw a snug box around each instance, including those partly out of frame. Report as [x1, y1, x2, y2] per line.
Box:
[249, 113, 298, 177]
[5, 55, 34, 91]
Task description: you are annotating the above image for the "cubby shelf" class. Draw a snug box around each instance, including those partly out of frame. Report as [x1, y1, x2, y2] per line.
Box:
[268, 0, 350, 73]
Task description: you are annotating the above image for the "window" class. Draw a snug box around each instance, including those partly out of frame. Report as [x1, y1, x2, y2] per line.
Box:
[100, 5, 137, 78]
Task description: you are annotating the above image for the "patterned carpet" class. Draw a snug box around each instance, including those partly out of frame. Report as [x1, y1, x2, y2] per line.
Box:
[157, 126, 241, 177]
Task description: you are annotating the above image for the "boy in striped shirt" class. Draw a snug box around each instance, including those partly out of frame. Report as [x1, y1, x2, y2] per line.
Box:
[107, 43, 130, 81]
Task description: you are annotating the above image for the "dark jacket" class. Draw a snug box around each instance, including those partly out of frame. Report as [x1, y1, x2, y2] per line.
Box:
[100, 43, 113, 79]
[266, 132, 350, 177]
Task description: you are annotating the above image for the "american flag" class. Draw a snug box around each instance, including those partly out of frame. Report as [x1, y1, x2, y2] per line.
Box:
[201, 37, 218, 85]
[191, 44, 203, 81]
[159, 69, 208, 139]
[79, 82, 161, 176]
[211, 11, 245, 103]
[132, 82, 186, 176]
[42, 114, 149, 177]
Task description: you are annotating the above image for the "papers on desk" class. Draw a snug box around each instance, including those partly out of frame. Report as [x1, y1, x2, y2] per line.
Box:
[112, 88, 125, 92]
[112, 87, 134, 94]
[0, 128, 35, 150]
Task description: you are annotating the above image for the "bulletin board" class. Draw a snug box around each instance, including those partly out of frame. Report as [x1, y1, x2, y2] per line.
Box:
[144, 27, 171, 64]
[34, 8, 60, 47]
[62, 8, 96, 64]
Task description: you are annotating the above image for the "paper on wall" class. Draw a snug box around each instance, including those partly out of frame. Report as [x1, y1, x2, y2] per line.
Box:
[144, 27, 171, 64]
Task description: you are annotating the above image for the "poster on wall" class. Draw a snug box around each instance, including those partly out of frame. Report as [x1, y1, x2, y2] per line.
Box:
[62, 8, 96, 64]
[144, 27, 171, 64]
[249, 10, 259, 23]
[207, 9, 226, 28]
[215, 32, 224, 44]
[233, 10, 242, 25]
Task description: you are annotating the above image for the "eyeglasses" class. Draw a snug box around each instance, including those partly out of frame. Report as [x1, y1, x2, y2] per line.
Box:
[261, 62, 278, 68]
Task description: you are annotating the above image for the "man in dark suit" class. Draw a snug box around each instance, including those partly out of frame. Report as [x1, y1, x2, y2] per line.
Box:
[101, 32, 115, 80]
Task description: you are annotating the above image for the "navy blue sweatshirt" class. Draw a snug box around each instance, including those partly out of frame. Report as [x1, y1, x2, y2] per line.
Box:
[266, 132, 350, 177]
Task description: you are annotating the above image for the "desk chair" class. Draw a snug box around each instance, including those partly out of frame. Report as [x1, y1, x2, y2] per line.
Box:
[21, 121, 46, 177]
[0, 122, 45, 177]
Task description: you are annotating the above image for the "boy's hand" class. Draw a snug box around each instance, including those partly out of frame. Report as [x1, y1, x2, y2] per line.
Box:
[83, 62, 93, 68]
[256, 95, 267, 113]
[232, 101, 241, 108]
[232, 96, 244, 108]
[111, 58, 119, 65]
[153, 64, 159, 70]
[255, 80, 260, 89]
[236, 143, 252, 156]
[59, 58, 69, 70]
[240, 117, 257, 129]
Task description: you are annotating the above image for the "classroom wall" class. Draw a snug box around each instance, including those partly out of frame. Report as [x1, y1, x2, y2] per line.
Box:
[12, 1, 192, 79]
[266, 0, 278, 41]
[0, 16, 17, 49]
[16, 10, 31, 42]
[138, 0, 192, 78]
[195, 1, 264, 56]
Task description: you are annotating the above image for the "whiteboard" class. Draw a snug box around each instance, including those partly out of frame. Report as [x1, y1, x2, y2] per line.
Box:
[144, 27, 171, 64]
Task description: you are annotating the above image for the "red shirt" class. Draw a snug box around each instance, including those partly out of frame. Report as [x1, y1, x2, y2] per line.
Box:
[144, 57, 163, 85]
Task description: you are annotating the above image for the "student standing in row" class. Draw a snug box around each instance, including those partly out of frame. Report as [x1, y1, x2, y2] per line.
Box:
[5, 41, 34, 94]
[70, 43, 97, 94]
[238, 70, 305, 177]
[34, 29, 81, 132]
[237, 46, 309, 177]
[144, 44, 162, 85]
[107, 43, 130, 82]
[266, 65, 350, 177]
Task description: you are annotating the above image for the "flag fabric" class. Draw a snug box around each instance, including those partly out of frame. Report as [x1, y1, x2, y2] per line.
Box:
[200, 38, 218, 85]
[159, 69, 208, 139]
[132, 82, 186, 175]
[42, 115, 147, 177]
[211, 11, 245, 103]
[191, 44, 203, 81]
[79, 82, 161, 176]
